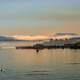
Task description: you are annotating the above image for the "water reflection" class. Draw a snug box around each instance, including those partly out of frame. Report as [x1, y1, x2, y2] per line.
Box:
[0, 49, 80, 80]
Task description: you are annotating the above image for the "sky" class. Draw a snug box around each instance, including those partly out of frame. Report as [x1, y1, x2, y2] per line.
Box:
[0, 0, 80, 35]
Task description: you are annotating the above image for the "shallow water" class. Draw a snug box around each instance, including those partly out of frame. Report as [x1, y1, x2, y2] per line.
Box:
[0, 48, 80, 80]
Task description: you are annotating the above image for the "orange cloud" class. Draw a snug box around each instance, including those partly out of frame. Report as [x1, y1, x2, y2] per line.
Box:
[14, 35, 48, 40]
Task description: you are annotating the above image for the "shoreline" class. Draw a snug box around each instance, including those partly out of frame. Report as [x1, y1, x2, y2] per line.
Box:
[16, 45, 80, 50]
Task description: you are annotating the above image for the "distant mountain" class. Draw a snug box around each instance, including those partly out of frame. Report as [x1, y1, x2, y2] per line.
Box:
[0, 36, 16, 41]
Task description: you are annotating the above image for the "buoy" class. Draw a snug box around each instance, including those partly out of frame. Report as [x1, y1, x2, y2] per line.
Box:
[36, 49, 39, 53]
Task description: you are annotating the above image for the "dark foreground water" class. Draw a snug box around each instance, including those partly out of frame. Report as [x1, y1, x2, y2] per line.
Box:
[0, 48, 80, 80]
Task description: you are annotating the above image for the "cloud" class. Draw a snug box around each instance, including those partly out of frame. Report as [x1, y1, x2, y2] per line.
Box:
[14, 35, 48, 40]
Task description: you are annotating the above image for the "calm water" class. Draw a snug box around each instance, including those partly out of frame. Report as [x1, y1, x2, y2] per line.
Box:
[0, 47, 80, 80]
